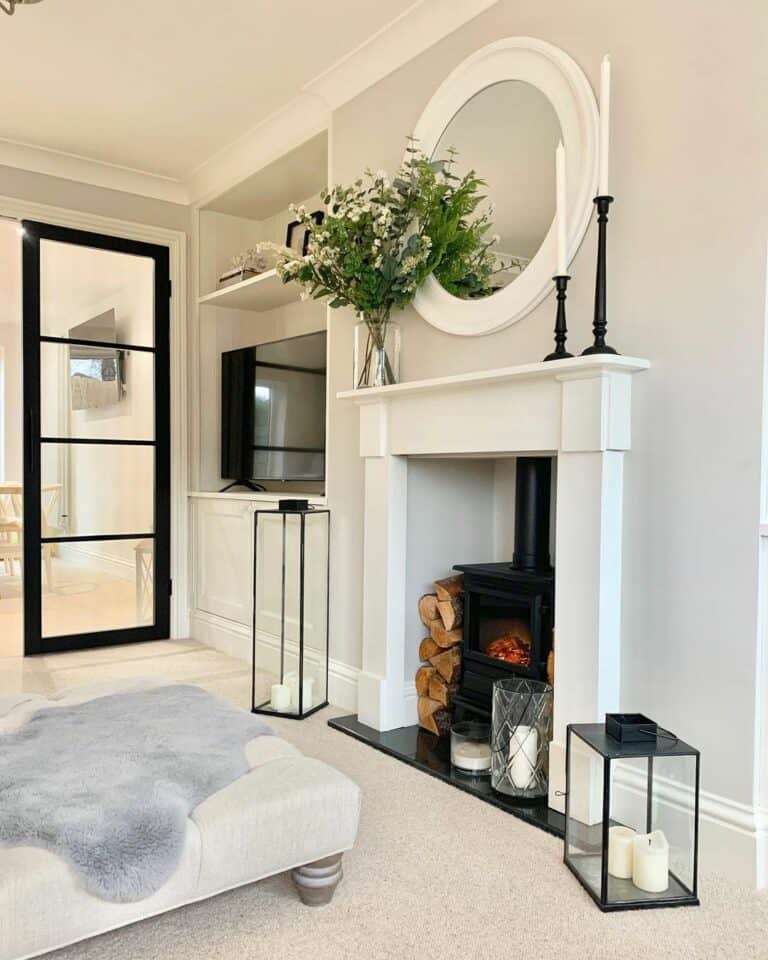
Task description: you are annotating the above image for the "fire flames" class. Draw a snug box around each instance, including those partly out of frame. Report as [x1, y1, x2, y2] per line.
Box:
[486, 628, 531, 667]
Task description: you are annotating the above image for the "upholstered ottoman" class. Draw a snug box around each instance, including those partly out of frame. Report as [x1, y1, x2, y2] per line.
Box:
[0, 680, 361, 960]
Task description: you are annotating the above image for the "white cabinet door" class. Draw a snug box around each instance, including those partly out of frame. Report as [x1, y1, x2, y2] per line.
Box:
[193, 498, 254, 624]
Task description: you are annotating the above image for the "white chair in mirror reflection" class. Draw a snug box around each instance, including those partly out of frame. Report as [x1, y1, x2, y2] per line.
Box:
[134, 539, 153, 625]
[0, 483, 61, 597]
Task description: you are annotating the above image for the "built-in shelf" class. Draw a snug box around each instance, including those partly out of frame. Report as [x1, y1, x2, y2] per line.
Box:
[202, 132, 327, 222]
[198, 269, 299, 313]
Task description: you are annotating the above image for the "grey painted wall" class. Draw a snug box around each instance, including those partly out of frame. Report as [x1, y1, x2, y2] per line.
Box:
[326, 0, 768, 808]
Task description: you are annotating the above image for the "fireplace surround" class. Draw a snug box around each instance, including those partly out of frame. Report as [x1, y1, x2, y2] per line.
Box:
[337, 354, 649, 814]
[455, 456, 555, 719]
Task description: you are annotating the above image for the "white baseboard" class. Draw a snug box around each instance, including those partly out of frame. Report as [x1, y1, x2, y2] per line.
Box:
[403, 680, 418, 726]
[188, 609, 359, 713]
[614, 764, 768, 888]
[189, 609, 250, 660]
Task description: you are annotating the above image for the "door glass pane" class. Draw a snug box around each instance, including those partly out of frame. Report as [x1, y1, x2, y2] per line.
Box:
[40, 239, 155, 347]
[40, 341, 154, 441]
[41, 443, 154, 538]
[42, 537, 154, 637]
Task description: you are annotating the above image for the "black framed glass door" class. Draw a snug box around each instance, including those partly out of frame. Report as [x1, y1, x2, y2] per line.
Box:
[22, 222, 170, 653]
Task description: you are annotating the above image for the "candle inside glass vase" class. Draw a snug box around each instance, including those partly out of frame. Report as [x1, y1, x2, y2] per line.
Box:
[451, 721, 492, 776]
[509, 725, 539, 788]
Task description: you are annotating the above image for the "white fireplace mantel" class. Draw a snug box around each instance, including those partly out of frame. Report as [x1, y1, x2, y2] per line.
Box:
[338, 354, 649, 814]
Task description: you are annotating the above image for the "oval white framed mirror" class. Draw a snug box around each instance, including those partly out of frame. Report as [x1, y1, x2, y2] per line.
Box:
[411, 37, 598, 336]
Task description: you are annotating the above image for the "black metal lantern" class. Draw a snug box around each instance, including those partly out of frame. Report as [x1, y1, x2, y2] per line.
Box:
[251, 500, 330, 719]
[564, 717, 700, 911]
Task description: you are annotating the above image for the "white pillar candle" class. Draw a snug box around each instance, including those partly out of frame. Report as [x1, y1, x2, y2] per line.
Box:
[598, 54, 611, 195]
[284, 671, 298, 699]
[607, 825, 635, 879]
[555, 140, 568, 275]
[270, 683, 291, 712]
[451, 740, 492, 773]
[632, 830, 669, 893]
[292, 677, 314, 712]
[509, 725, 539, 789]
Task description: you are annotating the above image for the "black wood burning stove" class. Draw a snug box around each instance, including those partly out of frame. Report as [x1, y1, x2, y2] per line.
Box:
[454, 457, 554, 719]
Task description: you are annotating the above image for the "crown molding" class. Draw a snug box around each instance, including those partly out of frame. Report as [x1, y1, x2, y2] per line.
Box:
[303, 0, 499, 110]
[185, 93, 331, 208]
[0, 137, 189, 206]
[185, 0, 499, 206]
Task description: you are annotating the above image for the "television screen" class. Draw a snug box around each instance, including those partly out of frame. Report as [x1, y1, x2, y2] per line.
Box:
[221, 330, 327, 482]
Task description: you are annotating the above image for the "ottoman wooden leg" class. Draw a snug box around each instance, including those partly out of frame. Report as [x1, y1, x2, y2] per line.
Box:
[292, 853, 343, 906]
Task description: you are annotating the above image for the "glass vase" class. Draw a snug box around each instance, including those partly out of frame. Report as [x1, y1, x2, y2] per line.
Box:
[491, 678, 553, 799]
[353, 316, 400, 389]
[450, 720, 492, 777]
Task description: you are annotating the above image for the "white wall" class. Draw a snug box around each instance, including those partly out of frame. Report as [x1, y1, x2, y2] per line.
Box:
[324, 0, 768, 841]
[0, 222, 21, 480]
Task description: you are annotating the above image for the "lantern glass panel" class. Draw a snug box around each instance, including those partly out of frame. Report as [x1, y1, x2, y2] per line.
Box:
[648, 755, 697, 893]
[252, 507, 330, 718]
[304, 511, 330, 708]
[253, 513, 285, 709]
[565, 735, 606, 901]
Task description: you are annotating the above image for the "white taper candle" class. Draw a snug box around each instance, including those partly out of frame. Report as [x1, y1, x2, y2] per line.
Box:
[598, 54, 611, 195]
[555, 140, 567, 275]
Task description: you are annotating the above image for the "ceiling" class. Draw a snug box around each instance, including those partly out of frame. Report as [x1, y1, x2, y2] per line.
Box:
[0, 0, 415, 181]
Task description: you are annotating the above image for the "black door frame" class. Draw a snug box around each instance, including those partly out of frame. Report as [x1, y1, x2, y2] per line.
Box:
[22, 221, 171, 654]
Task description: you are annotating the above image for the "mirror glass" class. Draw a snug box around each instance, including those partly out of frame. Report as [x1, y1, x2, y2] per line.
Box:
[432, 80, 562, 299]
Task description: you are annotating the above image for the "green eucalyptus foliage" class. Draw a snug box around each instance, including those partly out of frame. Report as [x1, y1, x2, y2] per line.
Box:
[273, 141, 504, 323]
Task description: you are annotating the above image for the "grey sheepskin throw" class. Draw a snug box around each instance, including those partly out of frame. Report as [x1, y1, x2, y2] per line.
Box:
[0, 684, 273, 902]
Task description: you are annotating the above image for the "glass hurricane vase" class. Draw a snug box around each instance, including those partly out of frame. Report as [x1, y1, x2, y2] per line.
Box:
[353, 315, 400, 389]
[491, 678, 553, 799]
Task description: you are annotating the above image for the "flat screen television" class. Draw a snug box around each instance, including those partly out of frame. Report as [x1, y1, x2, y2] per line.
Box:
[221, 330, 327, 485]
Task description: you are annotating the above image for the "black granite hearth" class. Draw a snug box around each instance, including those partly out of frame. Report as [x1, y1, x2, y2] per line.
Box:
[328, 714, 565, 839]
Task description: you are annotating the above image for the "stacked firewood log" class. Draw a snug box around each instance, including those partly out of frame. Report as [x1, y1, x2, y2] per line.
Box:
[415, 575, 464, 735]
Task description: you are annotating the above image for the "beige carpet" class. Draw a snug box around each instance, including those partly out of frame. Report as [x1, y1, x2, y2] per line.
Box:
[43, 705, 768, 960]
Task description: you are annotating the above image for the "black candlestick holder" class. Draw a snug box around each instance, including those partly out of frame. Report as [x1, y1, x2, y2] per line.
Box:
[543, 275, 573, 361]
[582, 195, 619, 356]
